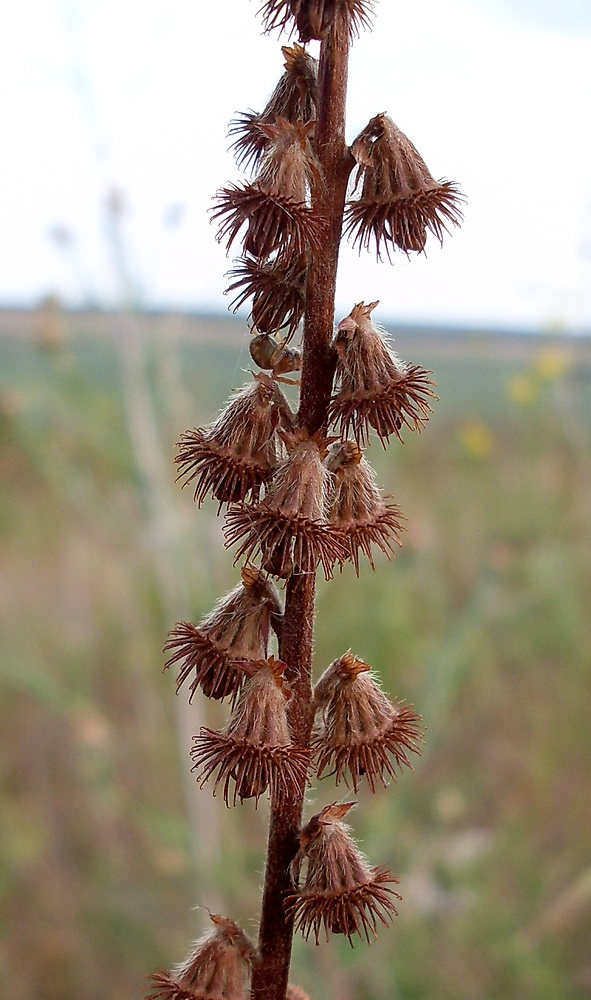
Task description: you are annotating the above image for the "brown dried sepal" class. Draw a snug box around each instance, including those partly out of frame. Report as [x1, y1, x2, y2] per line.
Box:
[226, 253, 306, 339]
[285, 802, 400, 944]
[312, 651, 423, 792]
[224, 431, 348, 580]
[249, 333, 302, 383]
[164, 567, 282, 702]
[175, 374, 291, 506]
[325, 440, 404, 572]
[145, 913, 256, 1000]
[285, 867, 399, 945]
[260, 0, 374, 42]
[229, 44, 317, 173]
[146, 979, 196, 1000]
[225, 506, 347, 579]
[345, 113, 464, 259]
[329, 301, 437, 445]
[191, 732, 309, 807]
[213, 183, 325, 260]
[191, 657, 310, 806]
[164, 626, 249, 704]
[256, 118, 322, 203]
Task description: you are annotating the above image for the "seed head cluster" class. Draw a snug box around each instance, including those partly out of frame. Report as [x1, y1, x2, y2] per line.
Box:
[324, 440, 404, 572]
[330, 300, 437, 445]
[146, 913, 256, 1000]
[312, 651, 423, 791]
[229, 43, 318, 172]
[285, 802, 401, 944]
[147, 1, 463, 996]
[175, 374, 293, 506]
[164, 566, 282, 702]
[191, 656, 310, 807]
[260, 0, 375, 42]
[345, 113, 465, 259]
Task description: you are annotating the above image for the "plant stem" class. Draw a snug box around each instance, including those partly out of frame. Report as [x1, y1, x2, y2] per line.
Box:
[299, 25, 354, 435]
[250, 574, 314, 1000]
[250, 25, 353, 1000]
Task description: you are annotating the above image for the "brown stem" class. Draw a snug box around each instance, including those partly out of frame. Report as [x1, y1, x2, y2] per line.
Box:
[299, 25, 355, 436]
[250, 24, 353, 1000]
[250, 574, 314, 1000]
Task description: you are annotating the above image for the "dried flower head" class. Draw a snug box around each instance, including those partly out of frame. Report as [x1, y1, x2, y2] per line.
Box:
[312, 651, 423, 791]
[213, 181, 325, 260]
[329, 300, 437, 445]
[164, 566, 282, 702]
[224, 430, 348, 580]
[216, 118, 324, 261]
[345, 113, 464, 259]
[226, 253, 306, 339]
[256, 118, 322, 203]
[191, 657, 310, 806]
[260, 0, 374, 43]
[249, 332, 302, 383]
[325, 439, 404, 572]
[146, 912, 256, 1000]
[175, 374, 291, 507]
[230, 44, 317, 173]
[285, 801, 400, 944]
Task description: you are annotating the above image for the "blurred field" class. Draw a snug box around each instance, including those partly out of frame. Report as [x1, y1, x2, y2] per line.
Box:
[1, 305, 590, 1000]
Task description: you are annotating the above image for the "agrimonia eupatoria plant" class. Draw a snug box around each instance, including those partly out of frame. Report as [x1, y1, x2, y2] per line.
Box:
[147, 3, 463, 999]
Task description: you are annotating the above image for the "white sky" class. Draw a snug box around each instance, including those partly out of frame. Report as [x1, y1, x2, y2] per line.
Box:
[1, 0, 591, 330]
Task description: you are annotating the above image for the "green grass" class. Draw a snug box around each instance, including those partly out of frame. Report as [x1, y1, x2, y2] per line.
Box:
[1, 311, 590, 1000]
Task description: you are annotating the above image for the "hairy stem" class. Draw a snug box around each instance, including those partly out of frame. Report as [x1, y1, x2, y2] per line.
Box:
[250, 24, 353, 1000]
[299, 25, 355, 435]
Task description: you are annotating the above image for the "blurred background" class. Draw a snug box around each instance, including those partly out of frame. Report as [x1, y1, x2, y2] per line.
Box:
[1, 1, 591, 999]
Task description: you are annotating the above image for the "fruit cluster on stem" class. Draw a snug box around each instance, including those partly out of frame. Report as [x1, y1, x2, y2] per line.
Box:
[146, 3, 463, 1000]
